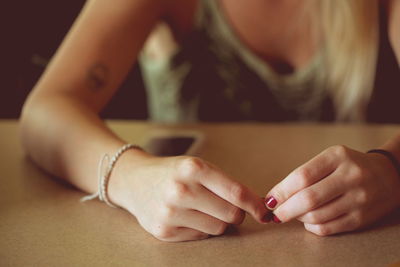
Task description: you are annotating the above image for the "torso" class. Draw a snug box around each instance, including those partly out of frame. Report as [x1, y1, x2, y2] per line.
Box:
[143, 0, 400, 123]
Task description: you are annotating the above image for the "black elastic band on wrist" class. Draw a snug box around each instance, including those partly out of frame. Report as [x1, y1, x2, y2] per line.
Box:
[367, 149, 400, 178]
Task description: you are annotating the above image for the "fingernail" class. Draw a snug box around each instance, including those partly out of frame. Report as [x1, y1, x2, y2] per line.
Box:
[261, 212, 273, 223]
[265, 196, 278, 209]
[272, 215, 281, 224]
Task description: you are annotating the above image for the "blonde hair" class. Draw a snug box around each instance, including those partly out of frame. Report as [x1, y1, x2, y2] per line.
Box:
[313, 1, 380, 122]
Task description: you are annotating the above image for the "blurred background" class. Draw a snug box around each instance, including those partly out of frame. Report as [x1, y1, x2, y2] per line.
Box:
[1, 1, 148, 119]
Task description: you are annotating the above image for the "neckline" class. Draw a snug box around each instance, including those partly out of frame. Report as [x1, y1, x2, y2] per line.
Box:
[208, 0, 323, 83]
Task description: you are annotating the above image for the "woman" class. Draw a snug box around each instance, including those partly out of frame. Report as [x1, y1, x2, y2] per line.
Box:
[20, 0, 400, 241]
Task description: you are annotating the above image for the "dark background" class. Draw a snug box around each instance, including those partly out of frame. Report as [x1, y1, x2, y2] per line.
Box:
[1, 1, 148, 119]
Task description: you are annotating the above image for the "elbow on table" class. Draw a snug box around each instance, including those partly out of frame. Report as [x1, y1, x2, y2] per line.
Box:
[19, 92, 53, 162]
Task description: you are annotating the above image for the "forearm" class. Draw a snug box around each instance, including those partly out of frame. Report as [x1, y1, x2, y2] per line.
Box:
[20, 92, 148, 195]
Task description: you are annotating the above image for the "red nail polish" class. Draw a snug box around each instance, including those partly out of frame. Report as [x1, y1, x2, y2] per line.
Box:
[265, 196, 277, 209]
[262, 212, 273, 223]
[272, 215, 281, 224]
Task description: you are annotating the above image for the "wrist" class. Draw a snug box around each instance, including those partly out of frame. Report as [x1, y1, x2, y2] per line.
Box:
[370, 148, 400, 179]
[108, 147, 153, 209]
[381, 143, 400, 207]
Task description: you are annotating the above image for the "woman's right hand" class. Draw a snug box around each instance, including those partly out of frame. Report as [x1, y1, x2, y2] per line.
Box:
[110, 153, 269, 242]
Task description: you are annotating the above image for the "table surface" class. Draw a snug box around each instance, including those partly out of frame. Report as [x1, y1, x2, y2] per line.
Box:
[1, 120, 400, 267]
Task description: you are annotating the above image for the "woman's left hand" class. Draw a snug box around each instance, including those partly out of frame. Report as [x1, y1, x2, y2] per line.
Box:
[264, 145, 400, 236]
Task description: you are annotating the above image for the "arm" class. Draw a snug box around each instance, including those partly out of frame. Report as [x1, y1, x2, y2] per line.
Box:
[20, 0, 268, 242]
[20, 0, 164, 192]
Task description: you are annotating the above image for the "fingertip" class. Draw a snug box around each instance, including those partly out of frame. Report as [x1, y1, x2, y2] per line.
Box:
[270, 205, 290, 224]
[272, 214, 282, 224]
[254, 200, 271, 224]
[198, 233, 210, 240]
[264, 195, 278, 210]
[233, 210, 246, 225]
[261, 211, 273, 223]
[264, 185, 285, 211]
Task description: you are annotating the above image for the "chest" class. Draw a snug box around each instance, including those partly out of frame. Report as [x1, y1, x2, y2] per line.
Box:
[167, 0, 318, 73]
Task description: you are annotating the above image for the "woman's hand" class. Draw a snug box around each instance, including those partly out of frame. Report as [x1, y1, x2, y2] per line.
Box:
[110, 153, 268, 242]
[264, 145, 400, 236]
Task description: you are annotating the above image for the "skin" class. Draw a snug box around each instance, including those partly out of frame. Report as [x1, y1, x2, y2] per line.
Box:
[20, 0, 400, 241]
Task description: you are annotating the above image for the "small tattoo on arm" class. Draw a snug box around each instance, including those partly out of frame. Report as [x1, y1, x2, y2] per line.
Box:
[87, 63, 109, 91]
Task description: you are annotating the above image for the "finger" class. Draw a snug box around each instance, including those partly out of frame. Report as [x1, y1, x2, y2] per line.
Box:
[297, 194, 353, 224]
[265, 148, 339, 210]
[273, 169, 347, 223]
[304, 213, 362, 236]
[177, 209, 229, 236]
[184, 185, 245, 225]
[154, 227, 209, 242]
[199, 168, 268, 223]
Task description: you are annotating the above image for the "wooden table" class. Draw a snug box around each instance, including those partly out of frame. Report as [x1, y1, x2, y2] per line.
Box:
[1, 120, 400, 267]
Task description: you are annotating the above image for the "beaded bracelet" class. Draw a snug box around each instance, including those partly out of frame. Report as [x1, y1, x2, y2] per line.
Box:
[81, 144, 142, 208]
[367, 149, 400, 178]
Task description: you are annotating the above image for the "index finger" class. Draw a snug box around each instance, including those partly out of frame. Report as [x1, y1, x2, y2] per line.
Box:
[265, 148, 339, 211]
[199, 165, 269, 223]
